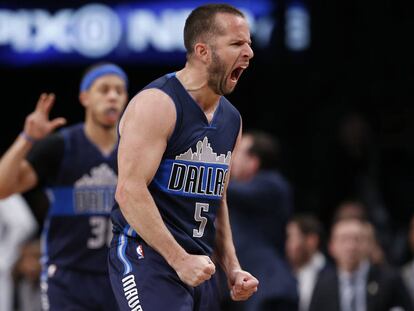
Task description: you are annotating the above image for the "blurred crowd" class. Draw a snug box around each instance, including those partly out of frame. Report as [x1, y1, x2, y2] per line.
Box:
[218, 129, 414, 311]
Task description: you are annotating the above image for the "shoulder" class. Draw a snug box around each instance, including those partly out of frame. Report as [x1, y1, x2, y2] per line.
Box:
[309, 264, 339, 308]
[58, 123, 83, 140]
[124, 88, 175, 119]
[26, 130, 66, 183]
[142, 73, 176, 91]
[370, 264, 404, 283]
[31, 131, 65, 154]
[119, 88, 176, 138]
[315, 263, 338, 285]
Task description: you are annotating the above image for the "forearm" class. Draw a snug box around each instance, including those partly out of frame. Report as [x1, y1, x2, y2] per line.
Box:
[116, 182, 188, 268]
[214, 200, 241, 275]
[0, 135, 33, 198]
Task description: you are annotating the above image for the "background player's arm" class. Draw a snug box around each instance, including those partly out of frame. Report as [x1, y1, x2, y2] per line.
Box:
[116, 89, 215, 287]
[214, 127, 259, 301]
[0, 93, 66, 198]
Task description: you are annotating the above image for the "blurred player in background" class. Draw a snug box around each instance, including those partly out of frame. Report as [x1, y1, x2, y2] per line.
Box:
[0, 63, 128, 310]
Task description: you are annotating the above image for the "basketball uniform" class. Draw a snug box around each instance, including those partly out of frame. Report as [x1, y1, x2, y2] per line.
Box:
[109, 73, 240, 311]
[28, 123, 119, 311]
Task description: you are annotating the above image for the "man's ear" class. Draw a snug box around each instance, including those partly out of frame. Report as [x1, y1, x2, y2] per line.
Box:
[194, 42, 210, 63]
[79, 91, 88, 108]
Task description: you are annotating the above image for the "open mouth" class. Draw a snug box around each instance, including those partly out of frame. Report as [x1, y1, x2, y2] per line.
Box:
[104, 107, 119, 119]
[230, 67, 244, 82]
[105, 107, 119, 113]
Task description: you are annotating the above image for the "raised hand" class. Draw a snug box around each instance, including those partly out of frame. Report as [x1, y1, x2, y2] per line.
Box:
[228, 269, 259, 301]
[173, 254, 216, 287]
[23, 93, 66, 141]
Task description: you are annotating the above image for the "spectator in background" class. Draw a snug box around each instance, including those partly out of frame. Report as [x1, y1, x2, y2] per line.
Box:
[309, 217, 412, 311]
[221, 130, 297, 311]
[401, 214, 414, 305]
[0, 194, 37, 311]
[286, 214, 328, 311]
[334, 200, 386, 265]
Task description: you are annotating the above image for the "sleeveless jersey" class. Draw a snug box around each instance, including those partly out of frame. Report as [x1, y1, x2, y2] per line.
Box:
[111, 73, 241, 255]
[42, 124, 117, 273]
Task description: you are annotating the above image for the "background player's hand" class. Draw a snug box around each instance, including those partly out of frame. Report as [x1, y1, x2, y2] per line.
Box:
[228, 269, 259, 301]
[173, 254, 216, 287]
[23, 93, 66, 140]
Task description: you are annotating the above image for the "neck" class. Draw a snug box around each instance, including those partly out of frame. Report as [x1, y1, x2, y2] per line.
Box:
[84, 120, 117, 155]
[176, 65, 220, 113]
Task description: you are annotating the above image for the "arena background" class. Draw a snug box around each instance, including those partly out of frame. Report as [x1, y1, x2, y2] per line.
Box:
[1, 0, 413, 257]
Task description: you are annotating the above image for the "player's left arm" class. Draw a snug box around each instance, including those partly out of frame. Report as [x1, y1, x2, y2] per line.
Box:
[214, 126, 259, 301]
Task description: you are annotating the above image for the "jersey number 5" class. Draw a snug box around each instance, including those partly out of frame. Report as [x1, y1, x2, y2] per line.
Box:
[193, 203, 209, 238]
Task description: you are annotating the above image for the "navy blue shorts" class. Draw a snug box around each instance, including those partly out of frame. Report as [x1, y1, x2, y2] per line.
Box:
[108, 233, 220, 311]
[41, 265, 118, 311]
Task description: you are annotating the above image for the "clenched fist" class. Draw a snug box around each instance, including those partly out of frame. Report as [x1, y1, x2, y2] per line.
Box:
[172, 254, 216, 287]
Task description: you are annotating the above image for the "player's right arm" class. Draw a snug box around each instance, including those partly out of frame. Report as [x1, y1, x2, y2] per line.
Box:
[116, 88, 215, 287]
[0, 93, 66, 198]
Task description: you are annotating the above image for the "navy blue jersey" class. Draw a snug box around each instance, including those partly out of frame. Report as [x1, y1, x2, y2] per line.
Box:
[28, 123, 117, 273]
[111, 73, 241, 255]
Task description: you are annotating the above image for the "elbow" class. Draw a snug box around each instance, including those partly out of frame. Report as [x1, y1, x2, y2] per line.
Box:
[115, 181, 137, 210]
[115, 183, 128, 209]
[115, 179, 148, 213]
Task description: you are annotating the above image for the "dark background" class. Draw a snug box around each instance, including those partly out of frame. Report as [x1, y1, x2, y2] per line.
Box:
[1, 0, 414, 258]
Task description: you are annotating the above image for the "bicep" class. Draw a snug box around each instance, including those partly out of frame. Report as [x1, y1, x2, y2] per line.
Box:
[117, 89, 176, 188]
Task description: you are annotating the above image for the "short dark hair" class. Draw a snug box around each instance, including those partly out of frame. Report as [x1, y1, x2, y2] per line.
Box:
[184, 4, 245, 54]
[245, 130, 280, 170]
[290, 214, 323, 237]
[332, 199, 368, 223]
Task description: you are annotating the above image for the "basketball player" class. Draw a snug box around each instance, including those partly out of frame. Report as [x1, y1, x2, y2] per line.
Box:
[109, 4, 258, 311]
[0, 63, 128, 310]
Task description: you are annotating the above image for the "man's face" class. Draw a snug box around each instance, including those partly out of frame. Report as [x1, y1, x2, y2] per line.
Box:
[286, 222, 310, 269]
[82, 75, 128, 129]
[207, 13, 254, 95]
[330, 220, 364, 272]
